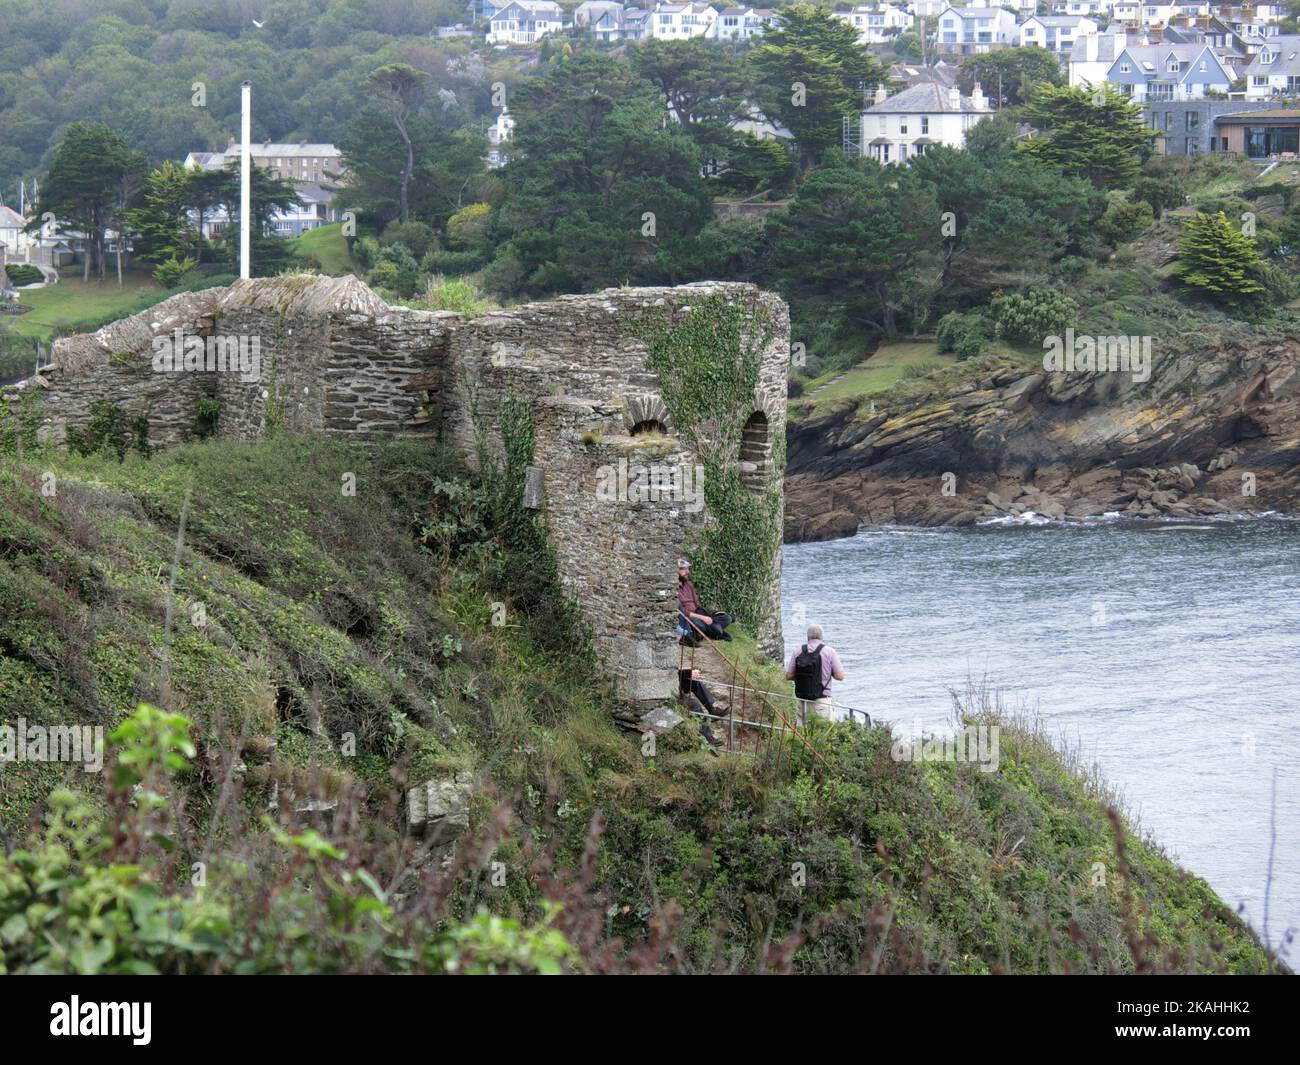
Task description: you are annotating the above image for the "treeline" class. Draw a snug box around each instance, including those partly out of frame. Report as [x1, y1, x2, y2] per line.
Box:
[0, 0, 505, 195]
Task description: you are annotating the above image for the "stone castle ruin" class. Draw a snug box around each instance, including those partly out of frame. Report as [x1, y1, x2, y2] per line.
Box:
[2, 275, 789, 722]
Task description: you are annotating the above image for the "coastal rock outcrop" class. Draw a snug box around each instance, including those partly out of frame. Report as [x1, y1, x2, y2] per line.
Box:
[786, 337, 1300, 538]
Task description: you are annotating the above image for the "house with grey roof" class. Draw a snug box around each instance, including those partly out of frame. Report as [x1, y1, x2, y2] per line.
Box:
[1107, 43, 1235, 101]
[1243, 35, 1300, 100]
[859, 81, 994, 165]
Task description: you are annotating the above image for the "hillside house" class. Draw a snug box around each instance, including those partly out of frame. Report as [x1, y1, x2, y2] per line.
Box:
[1107, 43, 1235, 100]
[1019, 15, 1099, 53]
[486, 0, 564, 44]
[934, 6, 1018, 56]
[860, 82, 994, 164]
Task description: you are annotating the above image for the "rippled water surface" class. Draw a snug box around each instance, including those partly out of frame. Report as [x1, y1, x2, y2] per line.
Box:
[782, 518, 1299, 960]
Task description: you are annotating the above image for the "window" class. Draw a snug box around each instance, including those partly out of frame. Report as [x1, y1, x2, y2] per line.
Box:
[900, 121, 908, 134]
[921, 116, 929, 134]
[879, 116, 887, 133]
[1186, 111, 1200, 130]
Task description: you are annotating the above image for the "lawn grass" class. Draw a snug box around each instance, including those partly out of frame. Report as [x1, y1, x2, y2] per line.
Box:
[291, 223, 355, 276]
[8, 271, 163, 343]
[796, 341, 952, 417]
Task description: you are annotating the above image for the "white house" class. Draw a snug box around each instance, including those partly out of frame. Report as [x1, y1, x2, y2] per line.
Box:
[1050, 0, 1114, 15]
[181, 143, 344, 238]
[486, 0, 564, 45]
[487, 109, 516, 167]
[910, 0, 958, 16]
[715, 6, 777, 40]
[1107, 43, 1236, 100]
[860, 82, 994, 164]
[831, 5, 911, 45]
[575, 1, 625, 40]
[1111, 1, 1141, 22]
[0, 205, 30, 261]
[934, 6, 1018, 56]
[1068, 27, 1131, 88]
[183, 142, 342, 184]
[1243, 35, 1300, 99]
[1134, 2, 1175, 27]
[648, 3, 718, 38]
[623, 6, 651, 38]
[1018, 15, 1099, 53]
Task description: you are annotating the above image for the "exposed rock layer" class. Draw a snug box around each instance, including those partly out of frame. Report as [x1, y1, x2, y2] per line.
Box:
[785, 338, 1300, 539]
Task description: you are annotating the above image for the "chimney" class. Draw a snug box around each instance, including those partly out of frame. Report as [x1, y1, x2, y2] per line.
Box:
[971, 81, 985, 109]
[948, 84, 961, 110]
[875, 83, 887, 104]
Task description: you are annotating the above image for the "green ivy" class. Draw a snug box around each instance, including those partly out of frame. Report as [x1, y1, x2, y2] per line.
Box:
[642, 294, 780, 631]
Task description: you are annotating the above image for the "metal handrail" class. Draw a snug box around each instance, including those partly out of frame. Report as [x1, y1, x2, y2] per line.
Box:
[678, 615, 829, 769]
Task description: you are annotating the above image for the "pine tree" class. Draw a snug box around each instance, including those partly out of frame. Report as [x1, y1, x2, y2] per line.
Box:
[1018, 83, 1152, 188]
[1172, 210, 1267, 309]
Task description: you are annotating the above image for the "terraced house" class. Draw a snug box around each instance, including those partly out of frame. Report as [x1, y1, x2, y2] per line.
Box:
[1107, 43, 1235, 101]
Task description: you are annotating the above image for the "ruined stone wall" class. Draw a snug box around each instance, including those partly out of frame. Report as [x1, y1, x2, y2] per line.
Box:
[2, 275, 789, 717]
[1, 289, 220, 449]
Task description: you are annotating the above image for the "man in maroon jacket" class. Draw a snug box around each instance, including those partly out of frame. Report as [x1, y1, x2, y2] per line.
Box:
[676, 558, 733, 642]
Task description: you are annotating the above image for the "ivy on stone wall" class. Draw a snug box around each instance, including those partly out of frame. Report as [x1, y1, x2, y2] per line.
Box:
[465, 381, 591, 658]
[0, 388, 41, 455]
[642, 294, 780, 632]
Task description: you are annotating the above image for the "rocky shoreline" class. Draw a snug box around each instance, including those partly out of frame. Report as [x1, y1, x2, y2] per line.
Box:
[784, 338, 1300, 542]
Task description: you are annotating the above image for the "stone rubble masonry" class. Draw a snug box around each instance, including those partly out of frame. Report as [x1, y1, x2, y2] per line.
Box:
[1, 275, 789, 719]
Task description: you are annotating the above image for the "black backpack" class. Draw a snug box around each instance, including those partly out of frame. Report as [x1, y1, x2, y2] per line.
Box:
[792, 644, 825, 700]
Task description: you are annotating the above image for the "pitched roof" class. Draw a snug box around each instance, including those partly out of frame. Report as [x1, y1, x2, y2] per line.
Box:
[0, 205, 25, 229]
[862, 82, 991, 114]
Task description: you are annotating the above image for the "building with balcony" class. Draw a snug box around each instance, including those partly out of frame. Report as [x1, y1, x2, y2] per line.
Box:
[1107, 43, 1235, 100]
[934, 6, 1017, 56]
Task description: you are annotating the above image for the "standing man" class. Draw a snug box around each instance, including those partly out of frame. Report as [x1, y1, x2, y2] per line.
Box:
[785, 624, 845, 724]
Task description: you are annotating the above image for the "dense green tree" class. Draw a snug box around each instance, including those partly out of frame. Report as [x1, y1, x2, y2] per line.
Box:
[37, 120, 146, 283]
[488, 53, 710, 296]
[339, 108, 486, 234]
[765, 157, 938, 337]
[752, 5, 886, 167]
[630, 38, 748, 142]
[127, 161, 202, 265]
[958, 46, 1063, 108]
[1018, 83, 1153, 188]
[1172, 210, 1267, 309]
[207, 163, 304, 276]
[360, 64, 431, 222]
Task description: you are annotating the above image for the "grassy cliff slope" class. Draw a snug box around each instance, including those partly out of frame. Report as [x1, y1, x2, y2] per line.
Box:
[0, 433, 1276, 973]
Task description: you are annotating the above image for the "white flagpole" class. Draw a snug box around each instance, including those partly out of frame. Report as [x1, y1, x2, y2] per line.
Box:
[240, 81, 252, 280]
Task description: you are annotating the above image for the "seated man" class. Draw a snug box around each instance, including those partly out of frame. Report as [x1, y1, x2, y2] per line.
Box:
[678, 667, 717, 716]
[678, 671, 723, 754]
[676, 557, 733, 642]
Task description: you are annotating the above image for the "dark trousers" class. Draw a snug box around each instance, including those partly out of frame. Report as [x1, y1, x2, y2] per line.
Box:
[678, 670, 717, 714]
[685, 611, 732, 640]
